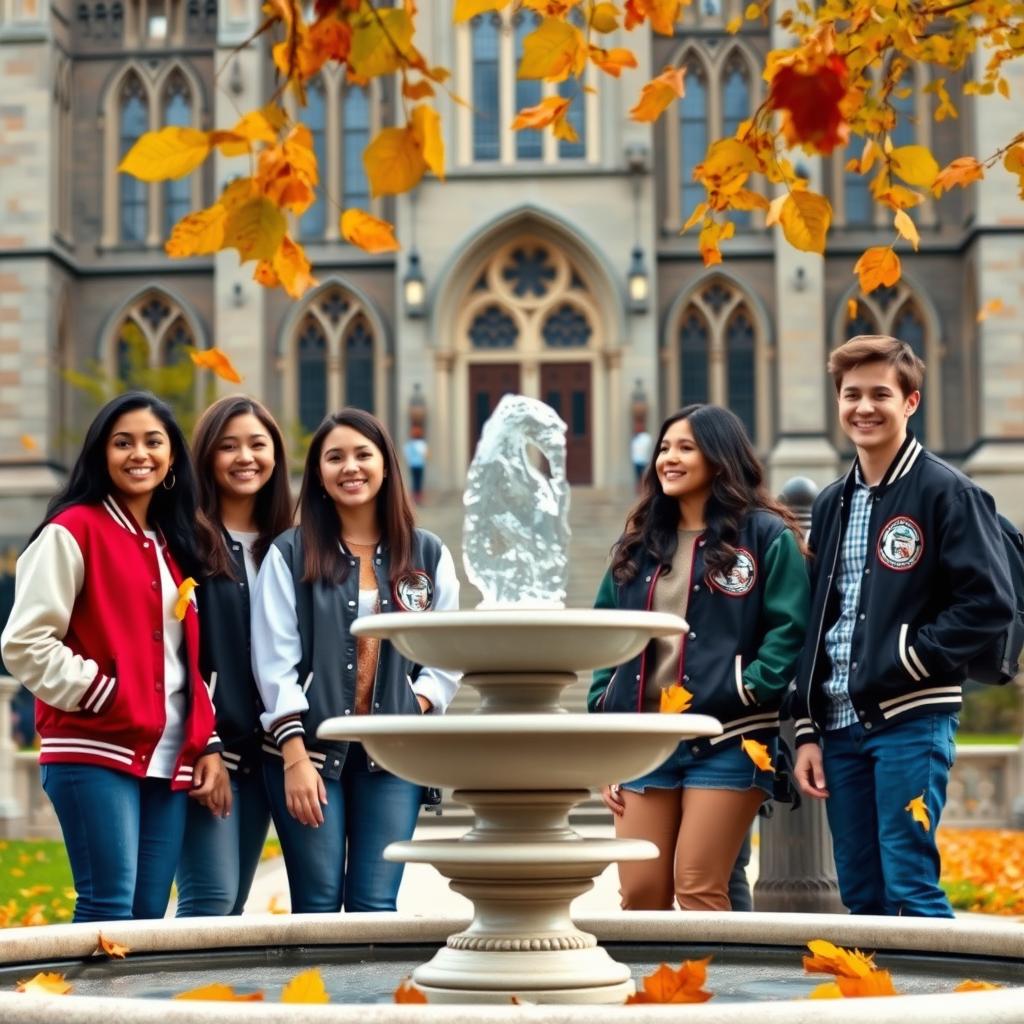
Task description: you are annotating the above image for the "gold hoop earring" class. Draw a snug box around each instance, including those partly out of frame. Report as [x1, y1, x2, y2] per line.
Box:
[162, 469, 177, 491]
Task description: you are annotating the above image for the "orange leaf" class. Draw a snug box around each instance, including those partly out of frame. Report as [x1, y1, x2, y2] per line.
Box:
[893, 209, 920, 251]
[272, 236, 318, 299]
[853, 246, 901, 294]
[905, 792, 931, 832]
[698, 218, 734, 266]
[803, 940, 875, 978]
[932, 156, 984, 197]
[165, 204, 227, 258]
[809, 981, 843, 999]
[174, 984, 264, 1001]
[630, 959, 713, 1003]
[629, 65, 686, 122]
[954, 980, 1002, 992]
[741, 738, 773, 771]
[837, 969, 899, 997]
[281, 968, 329, 1004]
[588, 45, 638, 78]
[98, 932, 130, 959]
[174, 577, 198, 622]
[410, 105, 445, 181]
[660, 682, 694, 714]
[341, 209, 401, 254]
[363, 125, 428, 198]
[267, 893, 289, 914]
[518, 17, 586, 81]
[254, 261, 280, 287]
[394, 979, 428, 1003]
[512, 96, 571, 132]
[768, 54, 850, 154]
[19, 435, 37, 452]
[223, 197, 288, 263]
[847, 298, 858, 319]
[402, 78, 435, 100]
[976, 298, 1004, 322]
[15, 972, 72, 995]
[190, 347, 243, 385]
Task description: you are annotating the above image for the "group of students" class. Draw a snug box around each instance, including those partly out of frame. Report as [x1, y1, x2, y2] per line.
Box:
[1, 332, 1016, 923]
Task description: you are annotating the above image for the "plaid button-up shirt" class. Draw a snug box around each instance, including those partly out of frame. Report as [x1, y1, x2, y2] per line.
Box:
[822, 468, 873, 730]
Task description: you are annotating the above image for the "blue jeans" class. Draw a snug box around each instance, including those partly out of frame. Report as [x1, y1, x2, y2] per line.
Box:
[264, 744, 424, 913]
[41, 763, 187, 922]
[823, 713, 957, 917]
[176, 768, 271, 917]
[622, 739, 776, 798]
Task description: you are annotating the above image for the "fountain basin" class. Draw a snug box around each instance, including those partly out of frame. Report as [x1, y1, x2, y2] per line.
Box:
[0, 913, 1020, 1021]
[318, 714, 722, 791]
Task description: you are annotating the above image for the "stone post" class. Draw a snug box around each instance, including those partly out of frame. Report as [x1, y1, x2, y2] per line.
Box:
[753, 477, 845, 913]
[0, 676, 24, 835]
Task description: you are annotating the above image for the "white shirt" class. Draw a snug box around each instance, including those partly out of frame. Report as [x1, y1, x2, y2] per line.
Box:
[227, 528, 259, 590]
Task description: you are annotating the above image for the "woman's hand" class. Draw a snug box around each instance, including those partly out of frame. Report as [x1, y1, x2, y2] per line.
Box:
[416, 694, 433, 714]
[282, 749, 327, 827]
[601, 784, 625, 817]
[190, 754, 232, 818]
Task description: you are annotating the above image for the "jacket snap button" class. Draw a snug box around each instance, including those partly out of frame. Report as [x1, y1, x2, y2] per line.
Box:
[151, 580, 158, 590]
[692, 585, 700, 592]
[691, 746, 700, 754]
[864, 568, 871, 575]
[382, 599, 388, 605]
[689, 632, 696, 641]
[344, 709, 351, 715]
[333, 760, 340, 767]
[683, 674, 690, 682]
[635, 673, 641, 680]
[864, 722, 872, 730]
[239, 582, 246, 588]
[858, 613, 865, 620]
[143, 541, 150, 549]
[349, 560, 356, 567]
[153, 630, 162, 641]
[346, 663, 354, 671]
[851, 661, 858, 670]
[375, 559, 382, 565]
[348, 600, 356, 607]
[374, 702, 380, 709]
[645, 576, 651, 582]
[141, 754, 148, 762]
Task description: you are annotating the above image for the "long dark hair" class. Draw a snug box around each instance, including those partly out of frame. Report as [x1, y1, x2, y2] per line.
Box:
[611, 404, 804, 583]
[33, 391, 201, 577]
[191, 396, 293, 579]
[298, 408, 415, 584]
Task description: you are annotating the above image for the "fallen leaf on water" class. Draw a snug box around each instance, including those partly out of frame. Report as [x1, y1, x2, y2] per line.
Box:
[174, 983, 264, 1001]
[281, 968, 329, 1004]
[15, 972, 72, 995]
[394, 978, 428, 1003]
[954, 979, 1002, 991]
[190, 347, 243, 384]
[809, 981, 843, 999]
[836, 969, 899, 996]
[803, 939, 875, 978]
[905, 793, 931, 832]
[98, 933, 130, 959]
[741, 737, 773, 772]
[660, 682, 694, 714]
[625, 958, 713, 1003]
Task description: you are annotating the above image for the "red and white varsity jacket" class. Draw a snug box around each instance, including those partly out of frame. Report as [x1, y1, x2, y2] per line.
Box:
[0, 496, 219, 789]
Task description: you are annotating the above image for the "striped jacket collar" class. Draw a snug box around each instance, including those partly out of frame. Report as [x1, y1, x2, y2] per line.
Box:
[102, 494, 163, 544]
[844, 431, 924, 499]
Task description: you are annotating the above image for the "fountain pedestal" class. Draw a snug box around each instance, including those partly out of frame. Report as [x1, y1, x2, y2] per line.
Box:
[320, 610, 721, 1004]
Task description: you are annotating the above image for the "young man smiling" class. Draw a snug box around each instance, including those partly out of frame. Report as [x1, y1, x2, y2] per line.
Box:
[792, 335, 1014, 917]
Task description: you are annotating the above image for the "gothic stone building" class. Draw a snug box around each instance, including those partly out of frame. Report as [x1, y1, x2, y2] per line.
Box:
[1, 0, 1022, 565]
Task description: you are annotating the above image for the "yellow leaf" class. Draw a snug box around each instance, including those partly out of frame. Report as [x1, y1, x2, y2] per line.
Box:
[809, 981, 843, 999]
[837, 970, 899, 997]
[590, 2, 619, 32]
[453, 0, 511, 21]
[411, 105, 445, 181]
[174, 984, 264, 1002]
[364, 126, 428, 198]
[518, 17, 585, 81]
[253, 261, 279, 287]
[190, 348, 244, 385]
[402, 78, 435, 100]
[341, 208, 401, 254]
[976, 298, 1004, 322]
[1003, 143, 1024, 175]
[765, 193, 787, 228]
[954, 980, 1002, 992]
[681, 201, 708, 232]
[726, 15, 742, 33]
[853, 246, 901, 293]
[629, 65, 686, 122]
[174, 577, 198, 622]
[779, 190, 831, 254]
[698, 218, 734, 266]
[267, 893, 289, 914]
[394, 979, 428, 1003]
[98, 933, 130, 959]
[15, 972, 72, 995]
[893, 209, 920, 251]
[847, 298, 857, 319]
[349, 7, 414, 79]
[589, 45, 639, 78]
[223, 197, 287, 264]
[118, 126, 211, 182]
[890, 144, 940, 188]
[729, 188, 770, 211]
[741, 737, 773, 771]
[552, 110, 580, 143]
[803, 940, 876, 978]
[932, 156, 985, 197]
[19, 435, 37, 452]
[905, 792, 931, 831]
[281, 968, 329, 1004]
[271, 236, 318, 299]
[744, 2, 760, 17]
[512, 95, 571, 131]
[660, 682, 694, 714]
[164, 204, 227, 258]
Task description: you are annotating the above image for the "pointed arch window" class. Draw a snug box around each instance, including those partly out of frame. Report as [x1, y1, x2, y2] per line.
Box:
[119, 74, 149, 243]
[726, 306, 756, 440]
[116, 320, 150, 386]
[344, 317, 375, 412]
[301, 78, 328, 239]
[721, 55, 751, 228]
[678, 58, 708, 224]
[297, 317, 329, 434]
[471, 14, 502, 161]
[162, 72, 193, 235]
[679, 307, 710, 408]
[514, 12, 542, 159]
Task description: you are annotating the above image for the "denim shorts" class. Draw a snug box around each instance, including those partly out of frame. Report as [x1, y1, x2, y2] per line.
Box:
[620, 739, 775, 798]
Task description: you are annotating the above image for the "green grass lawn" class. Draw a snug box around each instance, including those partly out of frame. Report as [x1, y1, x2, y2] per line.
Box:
[956, 733, 1020, 746]
[0, 839, 74, 926]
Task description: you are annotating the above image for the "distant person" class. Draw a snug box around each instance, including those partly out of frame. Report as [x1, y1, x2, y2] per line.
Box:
[1, 392, 225, 922]
[630, 429, 652, 490]
[403, 431, 428, 504]
[589, 404, 809, 911]
[175, 396, 293, 918]
[251, 408, 460, 913]
[792, 335, 1014, 917]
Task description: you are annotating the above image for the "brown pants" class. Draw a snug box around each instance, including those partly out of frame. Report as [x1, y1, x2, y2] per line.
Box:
[615, 786, 764, 910]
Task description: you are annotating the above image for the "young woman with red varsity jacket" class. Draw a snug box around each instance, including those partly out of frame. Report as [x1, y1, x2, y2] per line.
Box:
[0, 392, 225, 923]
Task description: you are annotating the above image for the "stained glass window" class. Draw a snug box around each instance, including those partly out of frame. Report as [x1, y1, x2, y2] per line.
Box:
[502, 246, 555, 298]
[469, 305, 518, 348]
[542, 304, 592, 347]
[514, 13, 542, 159]
[722, 57, 751, 227]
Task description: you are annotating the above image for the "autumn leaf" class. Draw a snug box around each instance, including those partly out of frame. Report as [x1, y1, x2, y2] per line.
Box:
[853, 246, 901, 293]
[364, 125, 428, 198]
[267, 893, 289, 914]
[281, 968, 329, 1004]
[98, 932, 130, 959]
[779, 190, 832, 253]
[681, 201, 709, 232]
[174, 577, 198, 622]
[348, 6, 414, 79]
[660, 682, 694, 714]
[19, 435, 37, 452]
[809, 981, 843, 999]
[891, 145, 940, 189]
[341, 209, 401, 253]
[769, 54, 850, 154]
[836, 970, 899, 997]
[893, 209, 920, 251]
[625, 959, 713, 1004]
[699, 218, 735, 266]
[411, 105, 445, 181]
[932, 156, 984, 197]
[589, 46, 638, 78]
[190, 347, 244, 384]
[453, 0, 511, 21]
[629, 65, 686, 122]
[272, 236, 318, 299]
[905, 792, 931, 832]
[519, 17, 586, 81]
[15, 972, 72, 995]
[394, 979, 428, 1003]
[765, 193, 787, 228]
[174, 984, 265, 1001]
[223, 197, 288, 263]
[803, 939, 875, 978]
[119, 127, 211, 181]
[741, 738, 773, 771]
[847, 298, 858, 319]
[512, 96, 571, 132]
[590, 2, 619, 32]
[165, 204, 228, 259]
[976, 298, 1004, 322]
[954, 980, 1002, 991]
[726, 15, 742, 33]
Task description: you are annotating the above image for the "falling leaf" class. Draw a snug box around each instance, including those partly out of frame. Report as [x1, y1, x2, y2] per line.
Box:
[891, 145, 940, 189]
[19, 435, 37, 452]
[954, 980, 1002, 991]
[698, 218, 735, 266]
[190, 347, 243, 384]
[629, 65, 686, 122]
[769, 54, 850, 154]
[174, 577, 198, 622]
[932, 156, 985, 197]
[394, 979, 428, 1003]
[341, 209, 401, 253]
[15, 972, 72, 994]
[660, 682, 694, 714]
[625, 959, 713, 1003]
[512, 96, 571, 132]
[98, 933, 130, 959]
[222, 197, 288, 264]
[905, 792, 931, 832]
[853, 246, 901, 293]
[893, 209, 920, 251]
[779, 190, 832, 254]
[410, 105, 445, 181]
[588, 46, 638, 78]
[518, 17, 586, 81]
[118, 126, 211, 181]
[174, 984, 265, 1001]
[165, 204, 228, 259]
[271, 236, 318, 299]
[847, 298, 858, 319]
[741, 738, 773, 771]
[976, 298, 1004, 322]
[281, 968, 329, 1004]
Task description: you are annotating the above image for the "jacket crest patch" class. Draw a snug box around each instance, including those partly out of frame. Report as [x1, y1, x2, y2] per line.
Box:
[708, 548, 757, 596]
[394, 570, 433, 611]
[878, 516, 924, 571]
